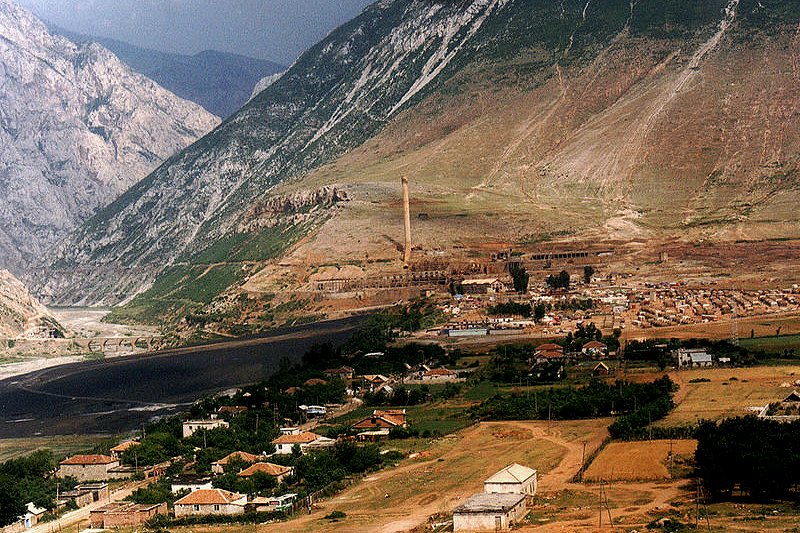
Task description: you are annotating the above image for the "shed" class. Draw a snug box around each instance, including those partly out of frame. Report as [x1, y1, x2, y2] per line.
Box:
[484, 463, 538, 496]
[453, 493, 527, 531]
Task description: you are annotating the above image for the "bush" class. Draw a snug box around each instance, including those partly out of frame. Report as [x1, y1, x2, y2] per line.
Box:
[325, 510, 347, 521]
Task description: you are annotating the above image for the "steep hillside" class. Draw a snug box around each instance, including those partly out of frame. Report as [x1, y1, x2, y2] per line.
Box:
[39, 0, 800, 329]
[0, 270, 62, 338]
[0, 0, 219, 276]
[52, 27, 285, 118]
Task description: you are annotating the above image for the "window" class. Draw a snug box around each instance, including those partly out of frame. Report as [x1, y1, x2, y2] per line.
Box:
[193, 505, 200, 512]
[214, 505, 220, 511]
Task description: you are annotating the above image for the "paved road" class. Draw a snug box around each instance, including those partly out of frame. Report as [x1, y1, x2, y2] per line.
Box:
[0, 317, 365, 438]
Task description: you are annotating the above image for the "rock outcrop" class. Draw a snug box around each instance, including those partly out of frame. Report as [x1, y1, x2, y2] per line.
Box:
[0, 0, 219, 275]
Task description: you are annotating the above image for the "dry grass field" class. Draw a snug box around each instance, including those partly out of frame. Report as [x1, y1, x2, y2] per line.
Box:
[583, 440, 697, 482]
[659, 365, 800, 425]
[172, 419, 610, 533]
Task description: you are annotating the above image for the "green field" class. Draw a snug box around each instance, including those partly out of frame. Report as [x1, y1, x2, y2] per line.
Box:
[0, 435, 112, 463]
[740, 334, 800, 354]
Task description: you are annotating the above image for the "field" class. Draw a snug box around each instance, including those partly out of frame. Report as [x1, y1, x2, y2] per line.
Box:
[0, 435, 110, 463]
[583, 439, 697, 482]
[740, 333, 800, 354]
[659, 365, 800, 425]
[171, 419, 610, 533]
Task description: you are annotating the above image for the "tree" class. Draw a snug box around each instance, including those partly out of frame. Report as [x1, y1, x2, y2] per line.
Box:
[0, 474, 25, 527]
[546, 271, 570, 290]
[509, 264, 530, 294]
[583, 265, 595, 284]
[533, 303, 547, 321]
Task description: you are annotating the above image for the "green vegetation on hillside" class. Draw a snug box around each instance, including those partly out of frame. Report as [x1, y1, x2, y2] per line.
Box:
[106, 223, 309, 327]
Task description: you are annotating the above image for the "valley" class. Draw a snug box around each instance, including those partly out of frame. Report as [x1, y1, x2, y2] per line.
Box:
[0, 0, 799, 532]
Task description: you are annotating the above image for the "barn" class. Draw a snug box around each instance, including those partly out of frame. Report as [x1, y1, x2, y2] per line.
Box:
[484, 463, 538, 496]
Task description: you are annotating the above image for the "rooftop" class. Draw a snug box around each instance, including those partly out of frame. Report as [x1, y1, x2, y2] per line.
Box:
[213, 451, 262, 466]
[174, 489, 245, 506]
[272, 431, 321, 445]
[238, 462, 293, 478]
[110, 441, 139, 453]
[60, 455, 116, 466]
[485, 463, 537, 484]
[454, 493, 526, 514]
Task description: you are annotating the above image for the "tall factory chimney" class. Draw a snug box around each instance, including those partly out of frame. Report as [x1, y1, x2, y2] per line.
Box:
[402, 176, 412, 267]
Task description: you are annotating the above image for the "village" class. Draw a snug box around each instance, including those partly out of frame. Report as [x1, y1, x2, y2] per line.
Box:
[5, 298, 800, 533]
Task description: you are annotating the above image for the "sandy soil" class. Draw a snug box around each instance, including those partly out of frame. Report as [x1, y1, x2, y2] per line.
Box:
[49, 307, 157, 338]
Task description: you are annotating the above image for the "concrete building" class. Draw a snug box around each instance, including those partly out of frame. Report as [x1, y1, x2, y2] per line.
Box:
[171, 475, 214, 494]
[182, 418, 230, 438]
[484, 464, 538, 496]
[173, 489, 247, 517]
[461, 278, 505, 295]
[420, 367, 458, 382]
[57, 484, 109, 509]
[453, 493, 527, 531]
[58, 455, 120, 482]
[676, 348, 713, 368]
[237, 462, 294, 484]
[89, 502, 167, 529]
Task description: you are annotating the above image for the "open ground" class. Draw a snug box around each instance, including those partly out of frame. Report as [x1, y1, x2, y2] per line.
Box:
[583, 440, 697, 482]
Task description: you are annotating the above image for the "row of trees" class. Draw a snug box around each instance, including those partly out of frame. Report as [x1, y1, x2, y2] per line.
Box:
[470, 377, 677, 439]
[696, 417, 800, 499]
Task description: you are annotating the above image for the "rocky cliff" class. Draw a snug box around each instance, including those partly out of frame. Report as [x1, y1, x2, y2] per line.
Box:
[53, 27, 285, 118]
[0, 0, 219, 276]
[0, 270, 61, 338]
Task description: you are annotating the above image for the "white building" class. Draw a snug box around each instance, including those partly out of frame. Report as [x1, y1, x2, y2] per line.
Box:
[484, 463, 538, 496]
[453, 493, 527, 531]
[271, 431, 332, 455]
[182, 418, 230, 438]
[676, 348, 713, 368]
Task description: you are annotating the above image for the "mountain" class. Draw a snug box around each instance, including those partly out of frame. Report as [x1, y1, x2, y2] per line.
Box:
[39, 0, 800, 330]
[0, 0, 220, 276]
[0, 269, 62, 338]
[53, 28, 285, 118]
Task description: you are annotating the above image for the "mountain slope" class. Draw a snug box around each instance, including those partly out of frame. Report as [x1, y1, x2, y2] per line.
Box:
[40, 0, 800, 320]
[0, 0, 219, 276]
[52, 27, 284, 118]
[0, 269, 62, 338]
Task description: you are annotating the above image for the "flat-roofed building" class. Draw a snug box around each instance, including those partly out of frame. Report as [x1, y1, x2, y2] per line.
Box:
[453, 493, 527, 531]
[89, 502, 167, 528]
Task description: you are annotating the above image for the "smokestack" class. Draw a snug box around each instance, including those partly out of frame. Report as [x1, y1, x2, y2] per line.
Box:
[402, 176, 412, 267]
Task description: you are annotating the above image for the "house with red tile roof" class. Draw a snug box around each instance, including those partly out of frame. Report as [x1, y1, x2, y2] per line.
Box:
[272, 431, 333, 455]
[211, 451, 263, 474]
[58, 455, 120, 482]
[237, 462, 294, 483]
[174, 489, 247, 517]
